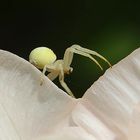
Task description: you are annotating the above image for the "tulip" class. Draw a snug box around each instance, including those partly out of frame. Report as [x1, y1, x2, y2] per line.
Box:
[0, 48, 140, 140]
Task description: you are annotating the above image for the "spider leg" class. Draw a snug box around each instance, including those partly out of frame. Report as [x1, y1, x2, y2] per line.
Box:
[63, 46, 103, 70]
[71, 49, 103, 70]
[47, 72, 59, 81]
[40, 64, 57, 85]
[42, 64, 56, 74]
[63, 47, 74, 69]
[71, 44, 112, 67]
[58, 64, 75, 98]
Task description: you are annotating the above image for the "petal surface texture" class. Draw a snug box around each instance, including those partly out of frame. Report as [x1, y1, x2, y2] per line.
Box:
[0, 50, 76, 140]
[82, 48, 140, 139]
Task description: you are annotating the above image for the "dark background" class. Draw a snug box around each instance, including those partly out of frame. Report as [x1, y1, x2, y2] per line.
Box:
[0, 0, 140, 97]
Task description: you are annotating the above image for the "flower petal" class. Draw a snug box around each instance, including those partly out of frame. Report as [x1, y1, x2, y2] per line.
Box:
[37, 127, 95, 140]
[71, 102, 121, 140]
[128, 103, 140, 140]
[82, 48, 140, 138]
[0, 50, 76, 140]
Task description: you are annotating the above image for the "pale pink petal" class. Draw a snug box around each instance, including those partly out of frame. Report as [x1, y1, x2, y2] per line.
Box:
[71, 102, 122, 140]
[128, 103, 140, 140]
[1, 48, 140, 140]
[0, 50, 76, 140]
[37, 127, 95, 140]
[82, 48, 140, 139]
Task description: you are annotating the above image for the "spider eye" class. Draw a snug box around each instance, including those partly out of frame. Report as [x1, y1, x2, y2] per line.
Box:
[29, 47, 57, 69]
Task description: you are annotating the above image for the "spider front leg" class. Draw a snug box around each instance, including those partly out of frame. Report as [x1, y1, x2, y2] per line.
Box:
[63, 44, 111, 70]
[58, 64, 75, 98]
[71, 44, 112, 67]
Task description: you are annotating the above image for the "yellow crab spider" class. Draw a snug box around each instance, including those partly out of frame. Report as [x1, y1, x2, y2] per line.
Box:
[29, 44, 111, 97]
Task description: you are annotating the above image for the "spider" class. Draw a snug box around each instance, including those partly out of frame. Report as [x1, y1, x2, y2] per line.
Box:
[29, 44, 111, 97]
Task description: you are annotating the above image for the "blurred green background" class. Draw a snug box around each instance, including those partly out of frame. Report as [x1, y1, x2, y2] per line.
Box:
[0, 0, 140, 97]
